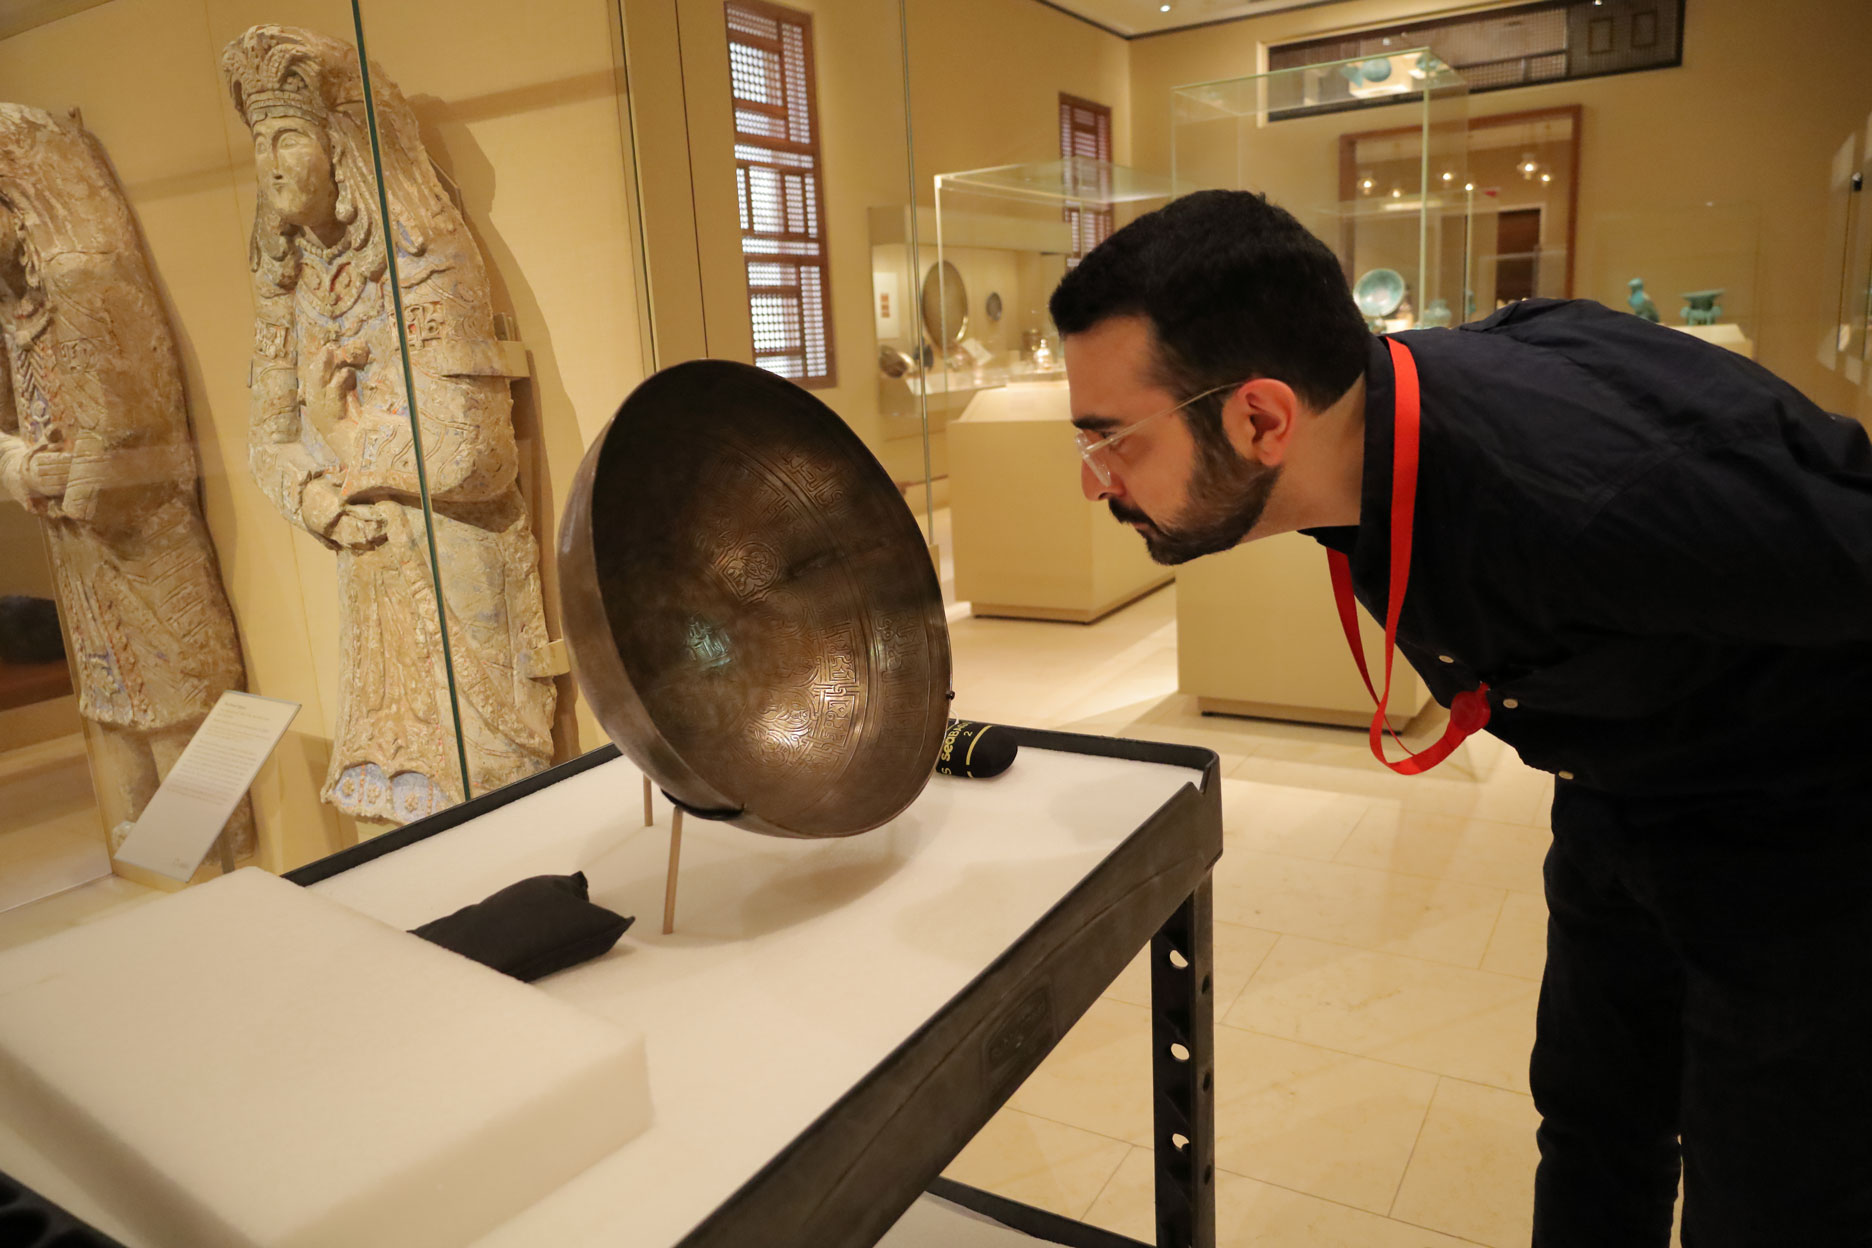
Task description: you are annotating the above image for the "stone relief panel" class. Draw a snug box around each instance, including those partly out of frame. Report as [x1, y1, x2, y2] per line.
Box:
[0, 103, 254, 857]
[222, 26, 556, 824]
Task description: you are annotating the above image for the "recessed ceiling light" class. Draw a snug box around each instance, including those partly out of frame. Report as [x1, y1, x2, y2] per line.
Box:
[1160, 3, 1171, 10]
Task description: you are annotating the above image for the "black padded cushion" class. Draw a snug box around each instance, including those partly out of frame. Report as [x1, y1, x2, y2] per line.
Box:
[411, 872, 633, 982]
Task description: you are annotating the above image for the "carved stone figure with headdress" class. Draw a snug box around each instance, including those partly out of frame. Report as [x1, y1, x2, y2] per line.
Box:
[221, 26, 555, 824]
[0, 103, 253, 855]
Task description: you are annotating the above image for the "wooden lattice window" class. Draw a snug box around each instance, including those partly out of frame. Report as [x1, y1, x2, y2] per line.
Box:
[1059, 94, 1114, 262]
[727, 0, 835, 387]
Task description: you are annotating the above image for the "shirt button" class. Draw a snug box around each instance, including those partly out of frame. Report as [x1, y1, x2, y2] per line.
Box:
[1557, 770, 1576, 780]
[1502, 698, 1519, 709]
[1438, 654, 1455, 664]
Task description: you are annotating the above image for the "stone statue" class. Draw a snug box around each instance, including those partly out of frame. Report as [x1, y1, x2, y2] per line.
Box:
[221, 26, 556, 824]
[0, 104, 254, 856]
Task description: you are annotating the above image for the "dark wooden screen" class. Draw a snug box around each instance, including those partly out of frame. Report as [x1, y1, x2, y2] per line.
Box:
[727, 0, 835, 387]
[1059, 93, 1114, 263]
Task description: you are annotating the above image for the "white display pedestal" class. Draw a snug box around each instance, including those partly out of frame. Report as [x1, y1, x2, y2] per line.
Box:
[1670, 322, 1755, 358]
[0, 731, 1224, 1248]
[950, 383, 1172, 623]
[1177, 534, 1429, 730]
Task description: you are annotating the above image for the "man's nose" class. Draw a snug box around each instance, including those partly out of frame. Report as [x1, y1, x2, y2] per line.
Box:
[1081, 460, 1120, 502]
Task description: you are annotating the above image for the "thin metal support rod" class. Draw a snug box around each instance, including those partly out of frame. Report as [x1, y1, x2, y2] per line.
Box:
[1150, 878, 1216, 1248]
[661, 809, 684, 935]
[643, 775, 654, 827]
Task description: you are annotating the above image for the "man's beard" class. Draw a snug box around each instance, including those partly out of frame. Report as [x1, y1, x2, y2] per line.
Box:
[1109, 439, 1280, 566]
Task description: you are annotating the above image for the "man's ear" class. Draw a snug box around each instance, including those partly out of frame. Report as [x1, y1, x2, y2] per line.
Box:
[1219, 378, 1303, 467]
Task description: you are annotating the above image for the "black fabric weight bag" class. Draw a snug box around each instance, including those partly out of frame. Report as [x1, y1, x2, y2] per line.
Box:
[411, 872, 632, 983]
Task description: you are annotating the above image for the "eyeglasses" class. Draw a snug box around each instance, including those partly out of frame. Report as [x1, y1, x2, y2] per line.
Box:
[1073, 381, 1248, 487]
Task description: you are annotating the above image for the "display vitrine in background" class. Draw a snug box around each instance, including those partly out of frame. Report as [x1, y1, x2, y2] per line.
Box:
[1171, 51, 1474, 331]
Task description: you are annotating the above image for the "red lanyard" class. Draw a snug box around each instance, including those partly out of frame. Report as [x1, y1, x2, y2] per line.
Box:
[1328, 337, 1492, 776]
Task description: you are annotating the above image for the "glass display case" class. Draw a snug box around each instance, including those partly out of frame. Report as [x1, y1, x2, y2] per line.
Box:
[1853, 123, 1872, 416]
[925, 159, 1177, 625]
[1170, 51, 1475, 331]
[926, 158, 1176, 396]
[1821, 125, 1871, 389]
[0, 0, 932, 900]
[0, 0, 480, 892]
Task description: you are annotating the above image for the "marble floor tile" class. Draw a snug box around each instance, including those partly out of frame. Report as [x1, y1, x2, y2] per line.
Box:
[1224, 725, 1554, 829]
[1085, 1145, 1487, 1247]
[1060, 692, 1277, 764]
[1103, 918, 1279, 1016]
[1011, 998, 1442, 1214]
[1008, 997, 1154, 1145]
[1225, 936, 1539, 1094]
[947, 588, 1180, 731]
[1391, 1078, 1541, 1248]
[1334, 807, 1551, 894]
[1212, 848, 1508, 968]
[940, 1106, 1131, 1222]
[1222, 777, 1373, 863]
[1480, 891, 1549, 981]
[1208, 1026, 1440, 1214]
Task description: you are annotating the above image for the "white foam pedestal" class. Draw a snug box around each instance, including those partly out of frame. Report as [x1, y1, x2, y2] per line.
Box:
[0, 868, 651, 1248]
[311, 748, 1200, 1246]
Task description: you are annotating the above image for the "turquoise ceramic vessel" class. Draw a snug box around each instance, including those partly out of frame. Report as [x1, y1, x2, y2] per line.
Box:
[1627, 278, 1660, 322]
[1354, 267, 1407, 320]
[1680, 289, 1725, 326]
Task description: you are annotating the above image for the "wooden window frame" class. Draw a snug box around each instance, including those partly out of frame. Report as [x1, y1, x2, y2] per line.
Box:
[1058, 93, 1114, 262]
[727, 0, 837, 389]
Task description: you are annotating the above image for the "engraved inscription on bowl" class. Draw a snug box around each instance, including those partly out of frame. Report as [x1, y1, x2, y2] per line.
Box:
[562, 361, 951, 838]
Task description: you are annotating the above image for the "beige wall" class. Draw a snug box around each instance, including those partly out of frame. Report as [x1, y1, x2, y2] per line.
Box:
[1127, 0, 1872, 411]
[0, 0, 646, 870]
[905, 0, 1131, 187]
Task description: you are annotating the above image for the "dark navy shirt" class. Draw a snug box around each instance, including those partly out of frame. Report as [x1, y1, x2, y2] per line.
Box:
[1303, 298, 1872, 799]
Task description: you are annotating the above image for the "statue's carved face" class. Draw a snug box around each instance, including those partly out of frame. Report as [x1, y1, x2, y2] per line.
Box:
[253, 116, 340, 240]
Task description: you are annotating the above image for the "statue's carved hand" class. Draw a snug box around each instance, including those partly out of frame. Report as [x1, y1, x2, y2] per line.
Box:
[304, 341, 370, 445]
[302, 475, 386, 550]
[327, 507, 387, 551]
[24, 449, 70, 500]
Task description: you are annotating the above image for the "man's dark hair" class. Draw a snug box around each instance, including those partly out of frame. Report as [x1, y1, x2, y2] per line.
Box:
[1049, 190, 1369, 427]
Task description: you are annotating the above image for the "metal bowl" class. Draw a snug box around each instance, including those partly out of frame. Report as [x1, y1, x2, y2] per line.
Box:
[558, 360, 953, 838]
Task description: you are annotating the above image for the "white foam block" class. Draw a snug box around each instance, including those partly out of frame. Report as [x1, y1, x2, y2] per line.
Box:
[0, 868, 651, 1248]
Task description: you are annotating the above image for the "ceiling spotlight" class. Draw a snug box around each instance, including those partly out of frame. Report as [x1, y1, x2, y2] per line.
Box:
[1441, 171, 1453, 182]
[1541, 172, 1553, 183]
[1464, 182, 1475, 191]
[1159, 3, 1171, 9]
[1391, 187, 1402, 198]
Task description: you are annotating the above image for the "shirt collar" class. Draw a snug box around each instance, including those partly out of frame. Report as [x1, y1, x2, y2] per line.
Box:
[1300, 335, 1394, 603]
